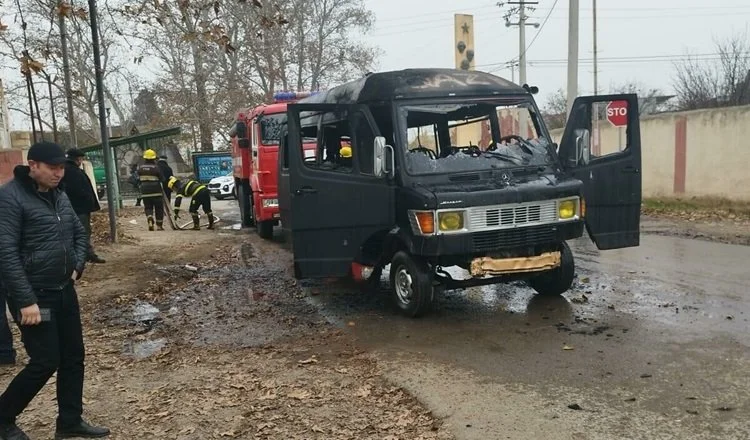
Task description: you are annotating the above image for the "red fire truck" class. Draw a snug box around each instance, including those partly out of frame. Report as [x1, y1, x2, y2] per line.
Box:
[229, 91, 317, 238]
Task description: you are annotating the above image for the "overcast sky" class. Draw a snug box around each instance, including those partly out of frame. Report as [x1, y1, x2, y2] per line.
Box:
[3, 0, 750, 130]
[364, 0, 750, 105]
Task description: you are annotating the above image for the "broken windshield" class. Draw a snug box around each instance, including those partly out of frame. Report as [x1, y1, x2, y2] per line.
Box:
[399, 100, 553, 175]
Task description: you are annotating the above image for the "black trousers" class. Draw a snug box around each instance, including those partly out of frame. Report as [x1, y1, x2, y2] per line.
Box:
[0, 291, 15, 363]
[189, 188, 212, 215]
[77, 213, 96, 259]
[0, 283, 85, 428]
[163, 188, 172, 204]
[142, 196, 164, 222]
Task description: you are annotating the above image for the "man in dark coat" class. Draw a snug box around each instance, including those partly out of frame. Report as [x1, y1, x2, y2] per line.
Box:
[157, 154, 174, 203]
[0, 283, 15, 367]
[0, 142, 110, 440]
[61, 149, 106, 264]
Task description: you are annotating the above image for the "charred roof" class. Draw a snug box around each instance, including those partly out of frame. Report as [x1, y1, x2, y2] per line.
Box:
[298, 68, 527, 105]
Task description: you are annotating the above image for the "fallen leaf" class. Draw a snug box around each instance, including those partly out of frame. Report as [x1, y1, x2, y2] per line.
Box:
[567, 403, 582, 410]
[562, 344, 574, 351]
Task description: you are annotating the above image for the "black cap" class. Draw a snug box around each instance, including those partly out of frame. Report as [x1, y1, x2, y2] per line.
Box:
[66, 148, 86, 158]
[27, 142, 67, 165]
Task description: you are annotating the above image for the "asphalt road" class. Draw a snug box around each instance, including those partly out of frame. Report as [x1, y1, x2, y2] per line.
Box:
[216, 200, 750, 440]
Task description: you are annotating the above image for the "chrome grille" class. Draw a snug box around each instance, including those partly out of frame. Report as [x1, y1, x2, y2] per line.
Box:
[467, 199, 560, 232]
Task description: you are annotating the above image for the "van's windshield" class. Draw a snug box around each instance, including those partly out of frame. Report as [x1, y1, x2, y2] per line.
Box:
[399, 99, 554, 175]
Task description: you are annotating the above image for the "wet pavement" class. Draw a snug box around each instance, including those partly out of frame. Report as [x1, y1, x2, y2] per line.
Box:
[187, 200, 750, 439]
[285, 233, 750, 440]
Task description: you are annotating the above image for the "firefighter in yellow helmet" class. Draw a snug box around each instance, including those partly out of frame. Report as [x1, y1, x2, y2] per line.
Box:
[338, 141, 353, 169]
[167, 176, 214, 230]
[137, 149, 165, 231]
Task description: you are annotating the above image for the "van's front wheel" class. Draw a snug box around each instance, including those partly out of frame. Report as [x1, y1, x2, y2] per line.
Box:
[389, 251, 434, 318]
[528, 242, 575, 296]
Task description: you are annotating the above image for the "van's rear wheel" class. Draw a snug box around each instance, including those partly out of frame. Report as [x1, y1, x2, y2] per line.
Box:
[528, 242, 575, 296]
[389, 251, 434, 318]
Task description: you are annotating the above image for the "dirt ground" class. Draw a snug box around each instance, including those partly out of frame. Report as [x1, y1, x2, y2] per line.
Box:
[0, 207, 452, 440]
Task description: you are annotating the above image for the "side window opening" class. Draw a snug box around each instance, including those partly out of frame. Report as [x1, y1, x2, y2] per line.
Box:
[303, 111, 353, 174]
[352, 112, 376, 175]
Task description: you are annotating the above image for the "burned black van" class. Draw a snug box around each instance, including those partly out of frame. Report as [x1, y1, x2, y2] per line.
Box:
[278, 68, 641, 317]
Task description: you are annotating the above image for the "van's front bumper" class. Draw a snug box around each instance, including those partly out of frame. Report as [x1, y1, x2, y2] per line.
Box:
[409, 220, 584, 265]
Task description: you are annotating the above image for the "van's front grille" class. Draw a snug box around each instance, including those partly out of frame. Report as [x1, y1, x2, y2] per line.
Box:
[467, 199, 559, 232]
[471, 225, 558, 252]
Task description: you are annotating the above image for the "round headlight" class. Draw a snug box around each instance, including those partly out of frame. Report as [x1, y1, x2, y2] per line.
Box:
[438, 211, 464, 231]
[559, 200, 577, 219]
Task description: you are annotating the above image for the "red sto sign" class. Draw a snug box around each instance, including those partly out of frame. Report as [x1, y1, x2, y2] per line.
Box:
[606, 100, 628, 127]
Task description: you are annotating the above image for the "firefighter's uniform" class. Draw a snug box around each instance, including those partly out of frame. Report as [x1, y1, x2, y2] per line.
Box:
[168, 177, 214, 230]
[137, 149, 165, 231]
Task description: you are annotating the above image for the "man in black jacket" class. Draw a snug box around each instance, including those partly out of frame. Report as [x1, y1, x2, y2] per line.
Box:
[61, 149, 106, 264]
[157, 154, 173, 203]
[0, 142, 110, 440]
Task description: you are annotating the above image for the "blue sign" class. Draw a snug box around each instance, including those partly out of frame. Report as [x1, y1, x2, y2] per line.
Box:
[193, 154, 232, 182]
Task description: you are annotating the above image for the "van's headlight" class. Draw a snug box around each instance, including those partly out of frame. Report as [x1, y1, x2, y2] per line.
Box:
[438, 211, 465, 231]
[558, 199, 577, 219]
[262, 198, 278, 208]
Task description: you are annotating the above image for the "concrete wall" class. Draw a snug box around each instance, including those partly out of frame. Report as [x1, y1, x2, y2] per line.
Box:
[550, 104, 750, 201]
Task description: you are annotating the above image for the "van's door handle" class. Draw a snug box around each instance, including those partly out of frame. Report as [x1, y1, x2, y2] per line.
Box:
[294, 187, 317, 195]
[622, 166, 639, 174]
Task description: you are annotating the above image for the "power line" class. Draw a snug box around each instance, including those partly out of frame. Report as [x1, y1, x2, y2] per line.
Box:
[509, 0, 559, 64]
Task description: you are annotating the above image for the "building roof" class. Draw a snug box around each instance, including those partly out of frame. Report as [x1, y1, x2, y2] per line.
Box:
[298, 68, 527, 105]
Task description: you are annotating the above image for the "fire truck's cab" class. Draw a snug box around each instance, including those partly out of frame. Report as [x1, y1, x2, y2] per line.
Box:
[230, 91, 317, 238]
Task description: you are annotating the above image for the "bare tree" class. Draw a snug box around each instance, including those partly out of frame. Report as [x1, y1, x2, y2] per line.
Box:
[673, 31, 750, 111]
[0, 0, 138, 144]
[541, 88, 567, 130]
[119, 0, 377, 150]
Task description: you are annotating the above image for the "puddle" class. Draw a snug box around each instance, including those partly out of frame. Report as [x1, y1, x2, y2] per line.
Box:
[133, 301, 160, 322]
[123, 338, 167, 359]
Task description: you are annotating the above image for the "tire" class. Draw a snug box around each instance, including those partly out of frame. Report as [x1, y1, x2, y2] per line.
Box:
[237, 180, 253, 227]
[389, 251, 434, 318]
[252, 203, 274, 239]
[528, 242, 575, 296]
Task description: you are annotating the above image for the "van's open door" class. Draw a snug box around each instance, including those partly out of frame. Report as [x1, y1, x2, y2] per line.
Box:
[559, 94, 642, 250]
[283, 103, 395, 278]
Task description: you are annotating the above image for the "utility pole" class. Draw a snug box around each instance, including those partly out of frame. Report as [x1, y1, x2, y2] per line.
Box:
[566, 0, 579, 116]
[88, 0, 117, 243]
[59, 6, 77, 148]
[498, 1, 539, 86]
[592, 0, 598, 95]
[499, 1, 539, 137]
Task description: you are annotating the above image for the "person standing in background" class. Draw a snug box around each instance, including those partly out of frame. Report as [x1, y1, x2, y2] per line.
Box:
[0, 283, 15, 367]
[61, 149, 106, 264]
[137, 149, 165, 231]
[157, 154, 173, 203]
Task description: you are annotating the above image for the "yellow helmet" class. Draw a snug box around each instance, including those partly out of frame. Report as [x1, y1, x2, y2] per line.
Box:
[339, 145, 352, 158]
[143, 149, 157, 160]
[167, 176, 178, 190]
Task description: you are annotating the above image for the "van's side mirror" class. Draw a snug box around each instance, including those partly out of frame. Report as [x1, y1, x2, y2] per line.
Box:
[374, 136, 385, 177]
[569, 128, 590, 167]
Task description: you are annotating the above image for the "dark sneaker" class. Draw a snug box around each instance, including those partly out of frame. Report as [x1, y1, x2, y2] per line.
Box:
[55, 421, 110, 439]
[0, 424, 30, 440]
[88, 255, 106, 264]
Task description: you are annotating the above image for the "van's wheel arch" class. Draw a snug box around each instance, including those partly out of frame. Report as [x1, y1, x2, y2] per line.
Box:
[528, 241, 575, 296]
[389, 251, 434, 318]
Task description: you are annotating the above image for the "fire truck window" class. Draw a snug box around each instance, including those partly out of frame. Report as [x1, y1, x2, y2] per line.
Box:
[305, 113, 353, 174]
[352, 112, 376, 175]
